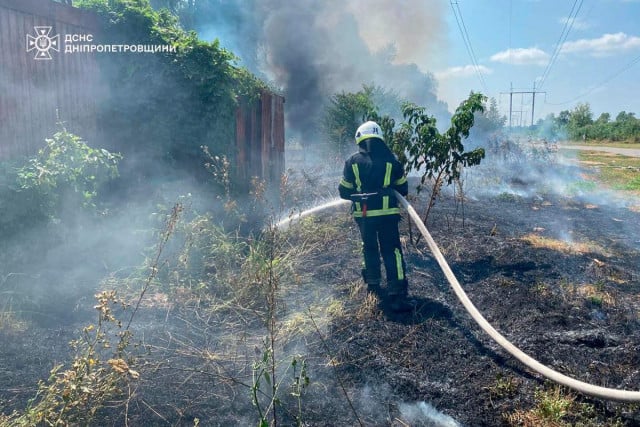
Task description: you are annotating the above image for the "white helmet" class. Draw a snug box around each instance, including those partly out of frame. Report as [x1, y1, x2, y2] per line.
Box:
[355, 121, 384, 144]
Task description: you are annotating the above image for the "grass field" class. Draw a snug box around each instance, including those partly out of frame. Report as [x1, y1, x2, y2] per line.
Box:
[566, 149, 640, 193]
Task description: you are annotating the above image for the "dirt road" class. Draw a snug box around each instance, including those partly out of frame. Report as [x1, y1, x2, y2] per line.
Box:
[561, 145, 640, 157]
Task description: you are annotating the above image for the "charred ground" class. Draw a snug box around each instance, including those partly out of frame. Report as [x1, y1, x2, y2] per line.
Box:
[326, 189, 640, 426]
[1, 172, 640, 426]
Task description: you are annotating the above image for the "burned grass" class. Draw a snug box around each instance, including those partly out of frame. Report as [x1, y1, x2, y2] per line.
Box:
[1, 189, 640, 426]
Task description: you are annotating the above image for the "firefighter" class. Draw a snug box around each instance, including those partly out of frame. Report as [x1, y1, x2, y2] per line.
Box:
[338, 121, 412, 312]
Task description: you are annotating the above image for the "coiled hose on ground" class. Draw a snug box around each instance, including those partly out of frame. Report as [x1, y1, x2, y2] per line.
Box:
[393, 190, 640, 402]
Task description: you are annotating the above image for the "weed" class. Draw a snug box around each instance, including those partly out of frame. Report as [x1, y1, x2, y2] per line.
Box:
[13, 291, 134, 426]
[0, 276, 28, 332]
[505, 384, 575, 426]
[486, 373, 519, 403]
[326, 298, 346, 318]
[520, 233, 610, 256]
[1, 203, 183, 426]
[290, 357, 310, 426]
[498, 277, 515, 287]
[577, 283, 615, 308]
[534, 385, 575, 421]
[532, 281, 551, 296]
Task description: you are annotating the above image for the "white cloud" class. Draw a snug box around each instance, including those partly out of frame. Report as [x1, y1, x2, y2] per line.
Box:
[558, 16, 590, 31]
[434, 64, 492, 80]
[490, 47, 549, 66]
[561, 32, 640, 56]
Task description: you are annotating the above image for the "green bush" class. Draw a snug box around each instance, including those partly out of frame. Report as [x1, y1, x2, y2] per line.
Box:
[0, 160, 47, 235]
[17, 127, 121, 216]
[76, 0, 267, 182]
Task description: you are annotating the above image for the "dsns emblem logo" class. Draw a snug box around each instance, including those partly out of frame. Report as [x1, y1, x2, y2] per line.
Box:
[26, 26, 60, 60]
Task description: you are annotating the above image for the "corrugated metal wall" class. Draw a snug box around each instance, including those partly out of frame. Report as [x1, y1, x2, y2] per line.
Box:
[0, 0, 102, 159]
[236, 90, 285, 185]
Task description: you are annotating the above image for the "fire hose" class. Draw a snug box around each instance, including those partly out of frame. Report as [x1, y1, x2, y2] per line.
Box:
[392, 190, 640, 402]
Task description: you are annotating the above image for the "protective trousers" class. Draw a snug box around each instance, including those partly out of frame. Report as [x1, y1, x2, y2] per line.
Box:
[356, 215, 408, 296]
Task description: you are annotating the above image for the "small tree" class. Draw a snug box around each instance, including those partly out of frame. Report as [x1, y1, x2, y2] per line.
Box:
[323, 85, 403, 157]
[474, 96, 506, 134]
[322, 86, 377, 157]
[383, 92, 486, 225]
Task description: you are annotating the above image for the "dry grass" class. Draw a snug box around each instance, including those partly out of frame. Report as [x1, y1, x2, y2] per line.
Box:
[355, 292, 383, 321]
[576, 284, 616, 307]
[520, 233, 610, 256]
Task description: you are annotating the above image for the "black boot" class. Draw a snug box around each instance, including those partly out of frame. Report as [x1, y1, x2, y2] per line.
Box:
[387, 279, 413, 312]
[362, 268, 381, 295]
[389, 294, 413, 312]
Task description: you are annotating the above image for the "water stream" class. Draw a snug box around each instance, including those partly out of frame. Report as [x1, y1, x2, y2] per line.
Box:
[275, 198, 350, 229]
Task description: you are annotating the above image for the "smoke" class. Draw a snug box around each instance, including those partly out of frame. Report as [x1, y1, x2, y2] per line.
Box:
[399, 401, 461, 427]
[192, 0, 450, 139]
[349, 385, 461, 426]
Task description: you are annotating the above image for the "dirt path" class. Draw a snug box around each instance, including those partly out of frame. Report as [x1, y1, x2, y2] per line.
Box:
[560, 145, 640, 157]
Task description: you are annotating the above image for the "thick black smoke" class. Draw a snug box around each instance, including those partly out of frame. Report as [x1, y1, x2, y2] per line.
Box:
[192, 0, 450, 139]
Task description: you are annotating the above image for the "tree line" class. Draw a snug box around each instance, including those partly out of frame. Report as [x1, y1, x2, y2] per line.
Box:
[535, 103, 640, 143]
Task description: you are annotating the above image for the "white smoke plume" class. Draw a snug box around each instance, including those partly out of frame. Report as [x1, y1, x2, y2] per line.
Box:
[399, 401, 461, 427]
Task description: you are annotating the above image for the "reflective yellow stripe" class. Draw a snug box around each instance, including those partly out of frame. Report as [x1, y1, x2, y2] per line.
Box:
[394, 248, 404, 280]
[340, 179, 354, 189]
[352, 208, 400, 217]
[354, 202, 361, 212]
[382, 195, 389, 211]
[383, 162, 392, 187]
[394, 176, 407, 185]
[352, 164, 362, 192]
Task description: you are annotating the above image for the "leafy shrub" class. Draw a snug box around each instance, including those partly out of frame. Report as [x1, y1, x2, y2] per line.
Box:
[75, 0, 267, 183]
[0, 160, 47, 235]
[17, 127, 121, 216]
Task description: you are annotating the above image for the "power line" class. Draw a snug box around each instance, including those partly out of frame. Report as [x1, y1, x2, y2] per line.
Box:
[508, 0, 512, 65]
[538, 0, 584, 89]
[545, 53, 640, 106]
[450, 0, 489, 93]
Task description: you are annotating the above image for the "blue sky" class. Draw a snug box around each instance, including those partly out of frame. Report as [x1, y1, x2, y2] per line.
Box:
[431, 0, 640, 124]
[194, 0, 639, 125]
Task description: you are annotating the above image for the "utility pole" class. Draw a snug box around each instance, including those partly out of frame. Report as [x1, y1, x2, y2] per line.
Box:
[501, 82, 546, 130]
[531, 81, 537, 126]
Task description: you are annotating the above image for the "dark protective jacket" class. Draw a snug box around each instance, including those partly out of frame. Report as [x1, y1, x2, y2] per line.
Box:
[338, 139, 408, 217]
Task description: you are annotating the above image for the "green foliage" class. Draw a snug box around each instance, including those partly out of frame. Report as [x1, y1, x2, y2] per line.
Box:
[486, 373, 519, 400]
[380, 92, 487, 223]
[0, 160, 48, 236]
[536, 103, 640, 142]
[76, 0, 267, 180]
[623, 175, 640, 191]
[322, 85, 378, 157]
[532, 385, 575, 422]
[323, 85, 403, 156]
[17, 127, 121, 214]
[390, 93, 487, 187]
